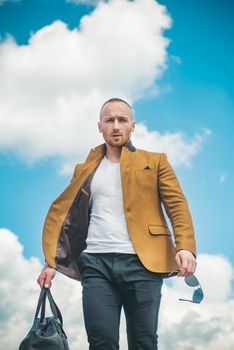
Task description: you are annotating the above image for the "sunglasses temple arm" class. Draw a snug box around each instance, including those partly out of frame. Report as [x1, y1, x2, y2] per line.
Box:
[178, 298, 195, 303]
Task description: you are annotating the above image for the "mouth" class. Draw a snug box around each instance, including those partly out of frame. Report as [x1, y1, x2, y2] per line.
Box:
[112, 134, 122, 137]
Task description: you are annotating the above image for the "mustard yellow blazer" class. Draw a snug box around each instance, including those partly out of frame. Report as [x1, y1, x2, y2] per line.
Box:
[42, 140, 196, 281]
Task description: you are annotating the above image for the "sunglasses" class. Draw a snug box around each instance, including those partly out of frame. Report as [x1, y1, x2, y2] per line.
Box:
[168, 271, 204, 304]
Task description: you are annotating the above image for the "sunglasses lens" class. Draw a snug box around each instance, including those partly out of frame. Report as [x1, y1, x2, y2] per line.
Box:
[193, 288, 204, 303]
[185, 274, 199, 287]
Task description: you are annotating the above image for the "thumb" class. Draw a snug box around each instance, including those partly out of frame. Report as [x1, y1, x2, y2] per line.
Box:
[44, 274, 52, 288]
[44, 280, 51, 288]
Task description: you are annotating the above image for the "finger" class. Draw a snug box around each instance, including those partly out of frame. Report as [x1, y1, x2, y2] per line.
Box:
[44, 277, 52, 288]
[175, 253, 182, 269]
[37, 276, 46, 288]
[180, 258, 189, 277]
[192, 259, 197, 274]
[185, 259, 194, 276]
[188, 257, 197, 275]
[191, 259, 197, 274]
[175, 254, 184, 277]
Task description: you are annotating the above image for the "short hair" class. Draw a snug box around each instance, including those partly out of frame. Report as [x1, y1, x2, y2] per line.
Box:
[99, 97, 133, 120]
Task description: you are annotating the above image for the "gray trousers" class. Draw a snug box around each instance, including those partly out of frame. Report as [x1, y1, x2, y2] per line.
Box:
[77, 252, 163, 350]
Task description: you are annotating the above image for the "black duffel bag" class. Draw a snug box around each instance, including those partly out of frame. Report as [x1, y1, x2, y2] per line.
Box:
[19, 287, 70, 350]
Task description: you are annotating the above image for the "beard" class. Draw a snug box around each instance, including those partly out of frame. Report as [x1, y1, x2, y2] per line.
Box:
[105, 134, 126, 147]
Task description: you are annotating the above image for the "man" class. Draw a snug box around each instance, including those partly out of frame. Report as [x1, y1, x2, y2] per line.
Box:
[37, 97, 197, 349]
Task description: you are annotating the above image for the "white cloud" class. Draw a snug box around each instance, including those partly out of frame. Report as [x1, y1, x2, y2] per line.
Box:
[0, 0, 20, 6]
[0, 228, 86, 349]
[169, 54, 182, 65]
[219, 173, 228, 184]
[1, 228, 234, 350]
[0, 0, 207, 175]
[158, 253, 234, 349]
[133, 125, 211, 168]
[67, 0, 103, 5]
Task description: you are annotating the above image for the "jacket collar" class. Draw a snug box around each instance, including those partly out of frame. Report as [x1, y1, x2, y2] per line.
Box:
[85, 139, 136, 163]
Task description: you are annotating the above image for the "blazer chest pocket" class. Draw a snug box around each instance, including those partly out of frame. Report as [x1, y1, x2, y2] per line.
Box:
[133, 167, 157, 193]
[134, 166, 156, 175]
[148, 224, 171, 236]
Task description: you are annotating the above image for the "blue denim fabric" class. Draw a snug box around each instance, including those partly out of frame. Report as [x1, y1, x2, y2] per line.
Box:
[77, 252, 163, 350]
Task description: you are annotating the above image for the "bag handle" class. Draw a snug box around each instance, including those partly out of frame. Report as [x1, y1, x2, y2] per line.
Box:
[34, 287, 63, 326]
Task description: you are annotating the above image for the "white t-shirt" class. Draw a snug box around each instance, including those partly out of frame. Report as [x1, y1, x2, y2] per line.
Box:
[83, 155, 136, 253]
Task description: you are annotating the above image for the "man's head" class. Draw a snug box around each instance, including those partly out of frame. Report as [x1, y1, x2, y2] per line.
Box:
[98, 97, 135, 147]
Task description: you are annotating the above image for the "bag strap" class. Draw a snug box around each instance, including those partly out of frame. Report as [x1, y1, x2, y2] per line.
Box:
[34, 287, 63, 326]
[34, 288, 46, 321]
[45, 288, 64, 326]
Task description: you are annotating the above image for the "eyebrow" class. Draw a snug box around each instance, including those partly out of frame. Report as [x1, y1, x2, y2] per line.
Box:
[103, 115, 129, 119]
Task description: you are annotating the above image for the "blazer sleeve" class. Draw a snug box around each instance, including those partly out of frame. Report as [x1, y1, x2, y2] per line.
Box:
[44, 163, 82, 266]
[158, 153, 197, 258]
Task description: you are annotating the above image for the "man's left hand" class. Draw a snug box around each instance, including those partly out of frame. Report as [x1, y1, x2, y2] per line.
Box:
[175, 250, 197, 277]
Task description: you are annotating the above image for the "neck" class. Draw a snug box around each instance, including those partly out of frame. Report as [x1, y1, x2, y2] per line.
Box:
[105, 143, 123, 162]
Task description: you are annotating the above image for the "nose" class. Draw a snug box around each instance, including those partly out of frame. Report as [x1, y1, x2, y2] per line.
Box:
[113, 118, 120, 130]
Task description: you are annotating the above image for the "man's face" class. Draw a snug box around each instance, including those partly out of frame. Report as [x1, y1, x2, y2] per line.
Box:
[98, 101, 135, 147]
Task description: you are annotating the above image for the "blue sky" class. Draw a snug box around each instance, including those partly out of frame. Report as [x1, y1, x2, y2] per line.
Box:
[1, 0, 233, 264]
[1, 1, 234, 349]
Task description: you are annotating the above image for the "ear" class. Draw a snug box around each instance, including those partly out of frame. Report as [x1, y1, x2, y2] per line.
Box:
[98, 121, 102, 133]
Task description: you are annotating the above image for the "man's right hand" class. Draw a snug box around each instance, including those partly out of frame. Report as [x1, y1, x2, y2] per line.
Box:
[37, 263, 56, 289]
